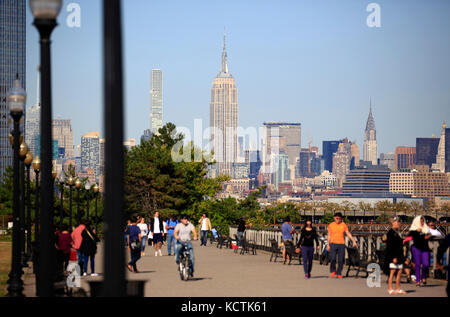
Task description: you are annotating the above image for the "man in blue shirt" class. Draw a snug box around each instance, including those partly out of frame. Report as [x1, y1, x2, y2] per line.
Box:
[281, 217, 295, 262]
[165, 215, 179, 256]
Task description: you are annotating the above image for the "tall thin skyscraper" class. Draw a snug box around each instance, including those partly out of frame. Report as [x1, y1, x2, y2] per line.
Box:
[150, 69, 163, 134]
[26, 69, 41, 157]
[0, 0, 26, 180]
[363, 100, 378, 165]
[81, 132, 100, 181]
[52, 119, 74, 158]
[432, 121, 446, 172]
[210, 31, 238, 176]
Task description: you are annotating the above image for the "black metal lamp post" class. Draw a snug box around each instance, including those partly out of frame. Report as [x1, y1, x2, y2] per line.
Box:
[19, 142, 29, 268]
[30, 0, 63, 297]
[32, 156, 41, 240]
[75, 178, 81, 223]
[24, 152, 34, 262]
[6, 76, 26, 297]
[93, 184, 99, 229]
[58, 173, 65, 229]
[85, 181, 91, 220]
[67, 176, 74, 230]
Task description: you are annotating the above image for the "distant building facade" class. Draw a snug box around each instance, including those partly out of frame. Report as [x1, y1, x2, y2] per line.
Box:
[395, 146, 416, 171]
[363, 103, 377, 165]
[81, 132, 100, 181]
[150, 69, 163, 134]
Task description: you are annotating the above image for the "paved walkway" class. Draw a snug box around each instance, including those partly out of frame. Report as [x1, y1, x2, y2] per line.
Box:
[60, 240, 448, 297]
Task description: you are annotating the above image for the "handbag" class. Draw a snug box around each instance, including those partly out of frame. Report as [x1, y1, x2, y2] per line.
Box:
[130, 240, 142, 252]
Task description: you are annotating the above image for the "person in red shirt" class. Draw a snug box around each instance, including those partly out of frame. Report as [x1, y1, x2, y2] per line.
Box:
[71, 220, 87, 273]
[56, 224, 72, 273]
[327, 212, 358, 278]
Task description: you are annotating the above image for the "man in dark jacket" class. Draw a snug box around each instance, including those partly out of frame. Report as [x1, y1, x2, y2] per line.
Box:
[79, 222, 99, 276]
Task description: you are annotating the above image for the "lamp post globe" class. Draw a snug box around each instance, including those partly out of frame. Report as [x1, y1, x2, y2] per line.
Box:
[29, 0, 63, 19]
[32, 156, 41, 172]
[75, 178, 81, 223]
[85, 182, 91, 220]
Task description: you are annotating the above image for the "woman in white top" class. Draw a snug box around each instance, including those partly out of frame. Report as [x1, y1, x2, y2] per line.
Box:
[137, 217, 149, 256]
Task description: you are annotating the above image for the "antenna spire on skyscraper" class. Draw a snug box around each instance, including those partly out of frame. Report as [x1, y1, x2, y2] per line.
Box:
[221, 28, 229, 74]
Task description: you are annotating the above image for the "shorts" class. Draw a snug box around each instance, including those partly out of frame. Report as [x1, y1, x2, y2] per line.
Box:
[389, 263, 403, 270]
[153, 233, 163, 243]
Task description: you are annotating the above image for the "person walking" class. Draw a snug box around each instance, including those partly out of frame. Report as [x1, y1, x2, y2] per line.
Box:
[165, 215, 178, 256]
[124, 219, 131, 248]
[281, 217, 295, 261]
[198, 213, 212, 246]
[327, 212, 358, 279]
[296, 218, 319, 279]
[137, 217, 149, 257]
[436, 233, 450, 297]
[407, 215, 431, 287]
[56, 224, 72, 274]
[71, 220, 86, 274]
[126, 215, 142, 273]
[79, 221, 99, 276]
[150, 211, 165, 256]
[386, 216, 406, 295]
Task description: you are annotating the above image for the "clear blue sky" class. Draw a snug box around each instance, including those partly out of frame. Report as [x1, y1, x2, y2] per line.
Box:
[26, 0, 450, 154]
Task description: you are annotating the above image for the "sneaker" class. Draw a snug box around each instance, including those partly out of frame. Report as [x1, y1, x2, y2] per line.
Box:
[330, 272, 336, 278]
[155, 252, 158, 257]
[83, 272, 87, 276]
[90, 273, 98, 277]
[337, 275, 343, 279]
[305, 274, 309, 279]
[308, 273, 311, 278]
[158, 250, 162, 256]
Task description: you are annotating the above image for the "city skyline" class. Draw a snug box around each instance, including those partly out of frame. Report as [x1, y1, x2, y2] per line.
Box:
[23, 0, 450, 157]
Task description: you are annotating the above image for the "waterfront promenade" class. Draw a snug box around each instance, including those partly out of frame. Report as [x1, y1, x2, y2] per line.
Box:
[22, 240, 447, 297]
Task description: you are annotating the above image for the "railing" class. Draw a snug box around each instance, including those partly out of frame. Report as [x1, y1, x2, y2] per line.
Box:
[229, 225, 449, 277]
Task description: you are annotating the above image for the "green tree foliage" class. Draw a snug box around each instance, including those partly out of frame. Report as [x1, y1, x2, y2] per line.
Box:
[124, 123, 225, 220]
[0, 166, 14, 215]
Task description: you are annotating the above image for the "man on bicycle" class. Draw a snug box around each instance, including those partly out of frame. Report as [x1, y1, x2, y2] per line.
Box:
[174, 214, 198, 277]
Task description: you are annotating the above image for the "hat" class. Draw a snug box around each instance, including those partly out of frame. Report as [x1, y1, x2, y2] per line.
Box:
[334, 212, 343, 218]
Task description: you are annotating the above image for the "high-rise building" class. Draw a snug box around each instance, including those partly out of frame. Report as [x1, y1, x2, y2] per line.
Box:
[446, 126, 450, 173]
[150, 69, 163, 134]
[363, 102, 377, 165]
[81, 132, 100, 181]
[432, 121, 446, 172]
[141, 129, 152, 143]
[25, 70, 40, 157]
[350, 143, 360, 169]
[395, 146, 416, 171]
[333, 143, 350, 188]
[416, 137, 439, 168]
[342, 162, 391, 194]
[0, 0, 26, 179]
[322, 140, 340, 172]
[379, 152, 395, 171]
[124, 138, 136, 151]
[210, 32, 238, 176]
[52, 119, 74, 158]
[99, 138, 105, 176]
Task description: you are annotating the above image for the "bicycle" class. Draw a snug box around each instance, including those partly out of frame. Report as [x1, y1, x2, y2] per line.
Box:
[319, 235, 329, 266]
[178, 241, 193, 281]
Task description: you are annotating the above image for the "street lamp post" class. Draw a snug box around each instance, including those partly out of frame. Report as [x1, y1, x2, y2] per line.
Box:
[6, 76, 26, 297]
[19, 142, 29, 268]
[24, 152, 34, 262]
[85, 182, 91, 220]
[32, 156, 41, 280]
[93, 184, 99, 230]
[67, 176, 74, 230]
[30, 0, 63, 296]
[58, 173, 65, 229]
[75, 178, 81, 223]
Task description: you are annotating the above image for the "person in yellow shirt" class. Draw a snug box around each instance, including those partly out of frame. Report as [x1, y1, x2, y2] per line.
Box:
[327, 212, 358, 278]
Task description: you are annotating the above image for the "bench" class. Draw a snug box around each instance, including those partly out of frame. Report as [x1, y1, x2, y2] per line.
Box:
[284, 241, 302, 265]
[239, 237, 257, 255]
[345, 247, 369, 278]
[269, 239, 282, 263]
[216, 233, 230, 249]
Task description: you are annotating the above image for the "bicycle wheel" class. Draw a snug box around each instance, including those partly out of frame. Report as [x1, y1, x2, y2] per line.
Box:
[182, 256, 190, 281]
[179, 255, 185, 281]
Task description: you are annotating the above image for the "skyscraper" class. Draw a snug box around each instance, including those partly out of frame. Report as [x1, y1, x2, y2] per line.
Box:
[322, 140, 340, 172]
[363, 101, 377, 165]
[416, 137, 439, 168]
[333, 143, 350, 188]
[432, 121, 446, 172]
[52, 119, 74, 158]
[395, 146, 416, 171]
[25, 70, 40, 157]
[445, 127, 450, 173]
[81, 132, 100, 181]
[150, 69, 163, 134]
[0, 0, 26, 179]
[210, 32, 238, 176]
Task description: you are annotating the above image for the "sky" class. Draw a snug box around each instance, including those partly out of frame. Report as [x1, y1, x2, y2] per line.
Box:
[25, 0, 450, 155]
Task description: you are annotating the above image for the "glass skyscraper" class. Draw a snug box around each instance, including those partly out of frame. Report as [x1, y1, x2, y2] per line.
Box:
[0, 0, 26, 180]
[150, 69, 163, 134]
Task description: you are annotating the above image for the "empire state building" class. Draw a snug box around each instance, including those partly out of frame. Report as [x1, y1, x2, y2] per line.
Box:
[209, 33, 238, 176]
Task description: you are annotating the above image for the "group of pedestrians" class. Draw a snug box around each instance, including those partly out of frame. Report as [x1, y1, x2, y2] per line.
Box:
[124, 213, 214, 274]
[54, 220, 100, 278]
